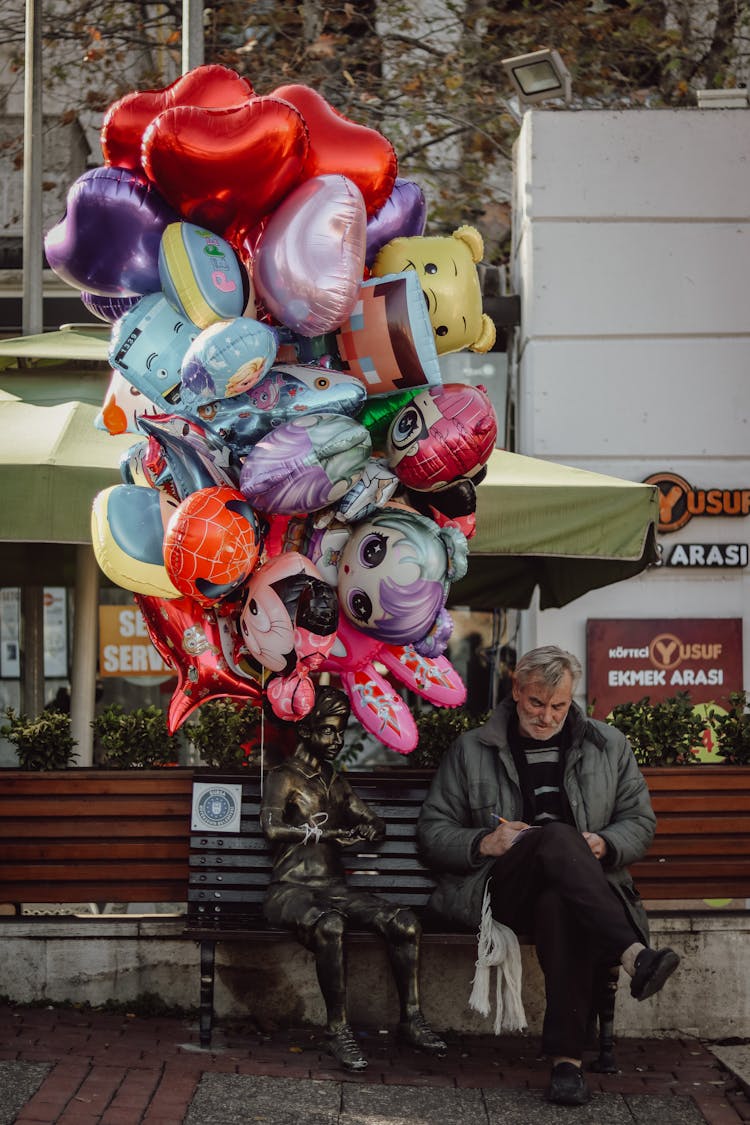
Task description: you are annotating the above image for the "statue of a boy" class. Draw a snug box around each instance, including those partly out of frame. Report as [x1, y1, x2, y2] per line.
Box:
[260, 684, 446, 1070]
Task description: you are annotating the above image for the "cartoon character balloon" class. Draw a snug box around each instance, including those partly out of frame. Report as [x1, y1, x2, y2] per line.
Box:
[163, 486, 263, 605]
[336, 506, 468, 646]
[371, 225, 496, 355]
[239, 552, 338, 720]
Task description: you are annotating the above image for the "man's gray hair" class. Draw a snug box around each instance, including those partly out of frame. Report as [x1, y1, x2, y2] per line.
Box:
[514, 645, 582, 691]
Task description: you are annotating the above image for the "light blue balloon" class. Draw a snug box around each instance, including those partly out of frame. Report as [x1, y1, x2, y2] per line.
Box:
[179, 318, 278, 411]
[109, 293, 199, 413]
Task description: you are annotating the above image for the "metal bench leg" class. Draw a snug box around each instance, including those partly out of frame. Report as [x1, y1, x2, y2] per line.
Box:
[589, 962, 620, 1073]
[199, 939, 216, 1049]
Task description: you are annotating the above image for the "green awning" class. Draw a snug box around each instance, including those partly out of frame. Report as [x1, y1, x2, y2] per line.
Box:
[0, 325, 110, 363]
[0, 398, 133, 546]
[450, 450, 659, 610]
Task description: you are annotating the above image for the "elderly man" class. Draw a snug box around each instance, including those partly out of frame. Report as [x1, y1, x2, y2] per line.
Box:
[260, 684, 446, 1071]
[417, 644, 679, 1107]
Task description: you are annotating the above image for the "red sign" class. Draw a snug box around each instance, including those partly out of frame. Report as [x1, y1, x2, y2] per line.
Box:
[586, 618, 743, 719]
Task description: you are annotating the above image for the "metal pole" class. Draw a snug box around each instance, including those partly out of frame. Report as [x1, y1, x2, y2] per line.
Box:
[22, 0, 44, 335]
[70, 546, 99, 766]
[21, 586, 45, 717]
[182, 0, 204, 73]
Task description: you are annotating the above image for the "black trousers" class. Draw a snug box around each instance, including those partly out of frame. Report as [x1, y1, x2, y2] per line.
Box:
[487, 821, 640, 1058]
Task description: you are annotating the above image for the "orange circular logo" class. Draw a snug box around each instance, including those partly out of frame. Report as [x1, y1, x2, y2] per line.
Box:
[642, 472, 693, 533]
[649, 633, 683, 670]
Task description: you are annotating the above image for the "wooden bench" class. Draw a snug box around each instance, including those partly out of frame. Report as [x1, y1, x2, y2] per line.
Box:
[184, 768, 623, 1067]
[632, 767, 750, 900]
[0, 769, 194, 910]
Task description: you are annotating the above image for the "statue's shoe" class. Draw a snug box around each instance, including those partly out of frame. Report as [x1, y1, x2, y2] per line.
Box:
[326, 1024, 368, 1071]
[398, 1012, 448, 1053]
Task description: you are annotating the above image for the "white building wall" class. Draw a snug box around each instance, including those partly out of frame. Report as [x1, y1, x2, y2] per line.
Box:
[510, 108, 750, 696]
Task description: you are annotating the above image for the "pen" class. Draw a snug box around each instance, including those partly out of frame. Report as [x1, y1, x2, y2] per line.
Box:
[491, 814, 508, 823]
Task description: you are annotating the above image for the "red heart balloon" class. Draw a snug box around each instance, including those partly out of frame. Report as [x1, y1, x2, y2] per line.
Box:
[101, 64, 255, 172]
[142, 98, 310, 248]
[272, 84, 397, 217]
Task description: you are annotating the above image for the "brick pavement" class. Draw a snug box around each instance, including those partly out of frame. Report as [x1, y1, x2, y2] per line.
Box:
[0, 1002, 748, 1124]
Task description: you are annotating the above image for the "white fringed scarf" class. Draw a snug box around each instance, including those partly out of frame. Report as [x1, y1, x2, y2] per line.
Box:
[468, 881, 527, 1034]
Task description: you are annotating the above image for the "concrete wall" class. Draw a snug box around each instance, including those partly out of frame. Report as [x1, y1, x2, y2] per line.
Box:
[1, 911, 747, 1040]
[510, 108, 750, 684]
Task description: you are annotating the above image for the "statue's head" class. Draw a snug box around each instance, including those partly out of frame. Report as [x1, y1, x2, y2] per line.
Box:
[297, 685, 351, 763]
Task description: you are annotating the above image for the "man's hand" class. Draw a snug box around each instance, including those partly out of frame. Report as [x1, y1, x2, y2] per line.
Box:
[582, 832, 608, 860]
[478, 820, 531, 857]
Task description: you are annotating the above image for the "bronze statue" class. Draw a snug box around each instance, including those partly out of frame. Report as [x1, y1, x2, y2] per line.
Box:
[260, 684, 446, 1070]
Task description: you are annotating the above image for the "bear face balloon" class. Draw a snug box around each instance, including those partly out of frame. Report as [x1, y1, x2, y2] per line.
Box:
[371, 225, 496, 356]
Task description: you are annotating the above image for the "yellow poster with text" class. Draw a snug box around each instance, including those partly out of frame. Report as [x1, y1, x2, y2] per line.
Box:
[99, 605, 172, 677]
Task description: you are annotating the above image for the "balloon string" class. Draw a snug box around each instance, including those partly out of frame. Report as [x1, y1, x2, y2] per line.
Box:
[260, 668, 266, 798]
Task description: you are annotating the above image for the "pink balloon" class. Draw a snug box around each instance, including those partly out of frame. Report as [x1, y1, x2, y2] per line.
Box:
[253, 174, 367, 337]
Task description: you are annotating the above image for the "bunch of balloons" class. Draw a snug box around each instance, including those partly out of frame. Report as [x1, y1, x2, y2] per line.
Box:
[46, 64, 499, 753]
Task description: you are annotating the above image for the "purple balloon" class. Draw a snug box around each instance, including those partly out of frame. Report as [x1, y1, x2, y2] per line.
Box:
[253, 174, 367, 337]
[45, 166, 178, 297]
[365, 178, 427, 268]
[81, 291, 140, 323]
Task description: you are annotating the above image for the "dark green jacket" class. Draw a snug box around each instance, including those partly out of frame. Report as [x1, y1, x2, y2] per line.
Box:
[417, 698, 655, 941]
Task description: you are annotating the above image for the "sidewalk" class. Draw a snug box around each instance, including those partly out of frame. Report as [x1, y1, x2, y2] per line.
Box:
[1, 1002, 748, 1125]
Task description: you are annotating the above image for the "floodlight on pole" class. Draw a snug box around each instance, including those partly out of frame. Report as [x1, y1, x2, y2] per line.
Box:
[501, 49, 571, 107]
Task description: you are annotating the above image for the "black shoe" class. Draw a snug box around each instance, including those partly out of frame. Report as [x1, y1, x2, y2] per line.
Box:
[397, 1011, 447, 1053]
[546, 1061, 591, 1106]
[326, 1024, 368, 1071]
[630, 947, 680, 1001]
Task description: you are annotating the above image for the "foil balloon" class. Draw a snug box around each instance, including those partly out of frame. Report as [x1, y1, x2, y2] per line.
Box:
[322, 616, 466, 754]
[163, 486, 263, 606]
[371, 225, 496, 355]
[178, 318, 278, 410]
[365, 178, 427, 268]
[271, 83, 397, 217]
[159, 222, 250, 328]
[334, 457, 400, 523]
[336, 507, 468, 646]
[119, 440, 152, 488]
[386, 382, 497, 491]
[109, 293, 200, 414]
[356, 388, 422, 448]
[334, 272, 442, 396]
[91, 484, 180, 598]
[95, 368, 165, 435]
[136, 414, 241, 500]
[44, 166, 178, 297]
[102, 64, 255, 173]
[239, 413, 372, 515]
[186, 364, 367, 456]
[253, 174, 367, 337]
[81, 292, 140, 324]
[239, 552, 338, 720]
[142, 97, 310, 248]
[135, 593, 262, 733]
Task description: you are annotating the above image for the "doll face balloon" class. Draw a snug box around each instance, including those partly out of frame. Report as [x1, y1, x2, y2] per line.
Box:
[386, 383, 498, 491]
[337, 507, 459, 646]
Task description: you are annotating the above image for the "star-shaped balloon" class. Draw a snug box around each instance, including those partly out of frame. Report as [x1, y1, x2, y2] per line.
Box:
[135, 593, 261, 733]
